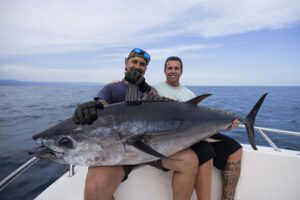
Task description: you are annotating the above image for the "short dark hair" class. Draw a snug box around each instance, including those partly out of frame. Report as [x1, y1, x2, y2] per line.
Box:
[164, 56, 183, 71]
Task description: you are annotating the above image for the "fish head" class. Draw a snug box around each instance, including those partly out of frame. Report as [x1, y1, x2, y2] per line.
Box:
[29, 119, 109, 166]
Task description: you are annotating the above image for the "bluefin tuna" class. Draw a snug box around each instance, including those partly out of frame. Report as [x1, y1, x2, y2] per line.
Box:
[29, 93, 268, 166]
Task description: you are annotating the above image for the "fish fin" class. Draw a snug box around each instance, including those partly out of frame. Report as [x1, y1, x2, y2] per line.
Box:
[125, 84, 175, 104]
[127, 136, 174, 160]
[148, 160, 170, 171]
[244, 93, 268, 150]
[125, 84, 142, 105]
[186, 93, 212, 105]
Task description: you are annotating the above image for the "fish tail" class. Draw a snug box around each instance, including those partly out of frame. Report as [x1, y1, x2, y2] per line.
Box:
[244, 93, 268, 150]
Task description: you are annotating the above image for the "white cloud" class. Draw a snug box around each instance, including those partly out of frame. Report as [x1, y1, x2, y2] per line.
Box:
[0, 0, 177, 55]
[0, 64, 124, 82]
[1, 0, 300, 55]
[185, 0, 300, 37]
[86, 44, 221, 66]
[149, 44, 222, 60]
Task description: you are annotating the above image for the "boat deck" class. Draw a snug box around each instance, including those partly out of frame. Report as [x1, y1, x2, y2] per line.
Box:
[35, 145, 300, 200]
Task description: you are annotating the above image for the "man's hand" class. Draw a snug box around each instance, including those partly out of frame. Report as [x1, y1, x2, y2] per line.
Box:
[73, 100, 104, 125]
[125, 70, 151, 93]
[229, 119, 240, 130]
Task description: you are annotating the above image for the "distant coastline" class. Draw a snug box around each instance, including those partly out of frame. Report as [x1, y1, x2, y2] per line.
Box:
[0, 80, 104, 86]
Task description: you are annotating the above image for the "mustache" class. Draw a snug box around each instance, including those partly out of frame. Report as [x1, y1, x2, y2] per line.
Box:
[126, 68, 143, 74]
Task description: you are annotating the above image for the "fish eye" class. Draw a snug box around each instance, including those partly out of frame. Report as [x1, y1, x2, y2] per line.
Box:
[58, 137, 73, 149]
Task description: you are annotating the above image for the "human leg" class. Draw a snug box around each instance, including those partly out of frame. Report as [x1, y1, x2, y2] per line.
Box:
[221, 148, 242, 200]
[195, 159, 213, 200]
[191, 141, 216, 200]
[84, 165, 132, 200]
[210, 133, 242, 200]
[162, 148, 199, 200]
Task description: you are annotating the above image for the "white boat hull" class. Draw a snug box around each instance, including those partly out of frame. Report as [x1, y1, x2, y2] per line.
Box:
[35, 145, 300, 200]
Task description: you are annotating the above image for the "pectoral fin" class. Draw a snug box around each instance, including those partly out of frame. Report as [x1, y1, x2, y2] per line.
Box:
[127, 137, 173, 160]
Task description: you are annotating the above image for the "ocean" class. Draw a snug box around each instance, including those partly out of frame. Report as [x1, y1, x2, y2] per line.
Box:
[0, 85, 299, 200]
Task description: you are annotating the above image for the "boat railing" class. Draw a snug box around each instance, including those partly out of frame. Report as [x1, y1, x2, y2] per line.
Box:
[1, 126, 299, 191]
[0, 157, 39, 191]
[238, 125, 300, 152]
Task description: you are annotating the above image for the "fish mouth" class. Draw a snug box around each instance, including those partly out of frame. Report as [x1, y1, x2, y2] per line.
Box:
[28, 146, 63, 159]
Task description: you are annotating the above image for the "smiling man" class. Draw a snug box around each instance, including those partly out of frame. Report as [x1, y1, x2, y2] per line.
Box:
[154, 56, 242, 200]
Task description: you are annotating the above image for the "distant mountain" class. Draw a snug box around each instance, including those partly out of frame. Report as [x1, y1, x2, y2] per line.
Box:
[0, 80, 104, 86]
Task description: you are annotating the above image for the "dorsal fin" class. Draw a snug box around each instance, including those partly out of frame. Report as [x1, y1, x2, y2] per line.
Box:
[126, 84, 140, 104]
[126, 83, 177, 104]
[186, 93, 212, 105]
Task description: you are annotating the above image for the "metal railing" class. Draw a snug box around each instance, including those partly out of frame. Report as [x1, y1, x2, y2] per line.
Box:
[0, 157, 39, 191]
[1, 126, 299, 191]
[238, 125, 300, 152]
[69, 164, 76, 177]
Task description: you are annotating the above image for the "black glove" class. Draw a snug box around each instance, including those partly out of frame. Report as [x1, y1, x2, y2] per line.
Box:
[73, 100, 104, 125]
[125, 70, 151, 93]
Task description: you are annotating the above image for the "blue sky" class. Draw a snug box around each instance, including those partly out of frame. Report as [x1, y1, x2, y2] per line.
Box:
[0, 0, 300, 86]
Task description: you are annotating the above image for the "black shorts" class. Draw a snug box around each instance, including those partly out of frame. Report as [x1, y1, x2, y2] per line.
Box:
[122, 165, 136, 182]
[191, 133, 242, 170]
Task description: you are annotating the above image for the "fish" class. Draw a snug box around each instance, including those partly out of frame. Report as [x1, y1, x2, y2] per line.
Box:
[29, 93, 268, 166]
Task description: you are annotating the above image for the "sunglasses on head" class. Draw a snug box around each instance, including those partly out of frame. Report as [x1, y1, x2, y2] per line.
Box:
[131, 48, 150, 61]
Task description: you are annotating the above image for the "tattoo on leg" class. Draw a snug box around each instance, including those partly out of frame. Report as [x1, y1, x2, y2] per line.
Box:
[222, 160, 241, 200]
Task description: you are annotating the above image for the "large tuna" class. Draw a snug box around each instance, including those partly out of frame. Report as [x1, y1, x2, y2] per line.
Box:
[29, 93, 268, 166]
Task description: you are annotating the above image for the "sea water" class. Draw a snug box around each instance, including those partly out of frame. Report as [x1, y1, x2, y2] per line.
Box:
[0, 85, 299, 200]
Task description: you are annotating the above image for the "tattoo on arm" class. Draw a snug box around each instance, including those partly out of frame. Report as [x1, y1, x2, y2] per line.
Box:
[222, 160, 241, 200]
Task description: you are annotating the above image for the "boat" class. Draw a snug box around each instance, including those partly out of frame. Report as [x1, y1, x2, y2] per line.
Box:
[1, 125, 299, 200]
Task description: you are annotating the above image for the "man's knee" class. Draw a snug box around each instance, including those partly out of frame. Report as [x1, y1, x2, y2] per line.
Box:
[85, 178, 98, 197]
[85, 166, 125, 197]
[228, 148, 243, 162]
[181, 149, 199, 168]
[199, 158, 213, 170]
[163, 149, 199, 172]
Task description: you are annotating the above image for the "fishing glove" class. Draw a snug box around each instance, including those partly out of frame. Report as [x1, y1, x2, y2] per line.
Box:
[125, 70, 152, 93]
[73, 100, 104, 125]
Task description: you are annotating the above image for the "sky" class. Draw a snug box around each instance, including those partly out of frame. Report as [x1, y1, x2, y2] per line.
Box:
[0, 0, 300, 86]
